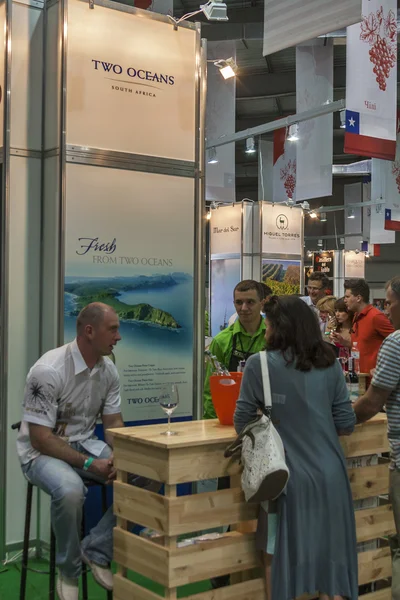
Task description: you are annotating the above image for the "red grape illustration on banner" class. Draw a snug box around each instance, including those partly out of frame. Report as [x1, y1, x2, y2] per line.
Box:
[360, 5, 397, 92]
[391, 162, 400, 194]
[280, 159, 296, 199]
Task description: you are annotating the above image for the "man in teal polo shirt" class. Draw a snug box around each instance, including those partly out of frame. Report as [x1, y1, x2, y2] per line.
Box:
[204, 279, 267, 420]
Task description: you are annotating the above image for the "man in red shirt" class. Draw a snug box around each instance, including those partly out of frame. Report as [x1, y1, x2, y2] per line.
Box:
[341, 278, 393, 374]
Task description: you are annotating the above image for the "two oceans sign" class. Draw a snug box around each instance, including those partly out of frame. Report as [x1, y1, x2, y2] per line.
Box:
[91, 59, 175, 87]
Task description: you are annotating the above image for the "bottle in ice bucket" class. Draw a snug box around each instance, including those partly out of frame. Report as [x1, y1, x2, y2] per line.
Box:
[204, 351, 230, 376]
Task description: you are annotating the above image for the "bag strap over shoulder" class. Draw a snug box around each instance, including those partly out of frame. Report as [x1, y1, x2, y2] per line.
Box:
[259, 351, 272, 409]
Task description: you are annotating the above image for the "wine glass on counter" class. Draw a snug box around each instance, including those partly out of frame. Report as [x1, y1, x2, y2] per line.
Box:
[159, 384, 179, 436]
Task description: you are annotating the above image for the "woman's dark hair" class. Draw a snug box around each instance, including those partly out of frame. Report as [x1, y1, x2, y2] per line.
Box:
[334, 297, 355, 333]
[263, 295, 336, 371]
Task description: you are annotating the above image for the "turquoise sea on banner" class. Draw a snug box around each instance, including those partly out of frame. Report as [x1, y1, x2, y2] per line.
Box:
[64, 277, 194, 356]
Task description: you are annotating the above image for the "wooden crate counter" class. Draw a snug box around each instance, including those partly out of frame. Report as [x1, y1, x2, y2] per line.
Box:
[111, 414, 394, 600]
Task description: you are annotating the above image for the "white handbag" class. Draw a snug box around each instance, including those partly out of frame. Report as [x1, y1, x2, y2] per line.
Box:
[225, 351, 289, 503]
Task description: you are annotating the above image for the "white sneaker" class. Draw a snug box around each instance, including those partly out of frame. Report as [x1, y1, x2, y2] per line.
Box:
[56, 574, 79, 600]
[82, 554, 113, 591]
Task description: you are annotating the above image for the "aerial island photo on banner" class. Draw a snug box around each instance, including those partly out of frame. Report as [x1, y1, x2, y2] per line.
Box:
[63, 164, 195, 422]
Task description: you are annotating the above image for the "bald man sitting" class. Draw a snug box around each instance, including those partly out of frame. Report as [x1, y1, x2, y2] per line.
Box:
[16, 303, 124, 600]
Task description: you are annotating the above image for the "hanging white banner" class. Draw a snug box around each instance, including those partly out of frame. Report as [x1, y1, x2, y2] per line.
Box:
[149, 0, 173, 15]
[345, 0, 397, 160]
[344, 182, 362, 250]
[258, 139, 273, 201]
[66, 0, 197, 160]
[262, 203, 302, 256]
[273, 127, 296, 203]
[210, 204, 242, 256]
[296, 40, 333, 201]
[362, 180, 371, 241]
[370, 149, 397, 242]
[0, 1, 6, 149]
[206, 41, 236, 203]
[345, 251, 366, 278]
[263, 0, 361, 56]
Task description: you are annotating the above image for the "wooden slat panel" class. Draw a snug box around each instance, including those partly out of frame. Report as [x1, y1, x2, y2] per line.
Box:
[114, 527, 169, 586]
[114, 573, 266, 600]
[113, 437, 167, 483]
[167, 446, 241, 484]
[359, 589, 391, 600]
[175, 446, 242, 483]
[114, 574, 161, 600]
[341, 421, 389, 458]
[114, 482, 258, 536]
[356, 505, 395, 543]
[167, 487, 258, 535]
[114, 528, 259, 588]
[349, 464, 389, 500]
[168, 531, 258, 587]
[358, 547, 391, 586]
[114, 482, 167, 533]
[184, 578, 265, 600]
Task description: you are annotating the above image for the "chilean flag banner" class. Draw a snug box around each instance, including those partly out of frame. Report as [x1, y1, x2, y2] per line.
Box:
[345, 0, 397, 161]
[370, 114, 400, 239]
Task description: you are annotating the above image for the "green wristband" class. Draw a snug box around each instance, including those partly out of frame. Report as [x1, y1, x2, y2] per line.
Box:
[83, 456, 94, 471]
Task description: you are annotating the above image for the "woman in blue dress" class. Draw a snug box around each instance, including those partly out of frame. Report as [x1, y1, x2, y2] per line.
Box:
[234, 295, 358, 600]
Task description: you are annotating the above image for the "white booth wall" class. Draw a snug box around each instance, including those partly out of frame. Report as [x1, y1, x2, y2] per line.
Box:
[2, 0, 45, 556]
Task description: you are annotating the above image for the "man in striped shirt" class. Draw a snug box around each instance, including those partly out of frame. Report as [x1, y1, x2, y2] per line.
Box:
[354, 275, 400, 599]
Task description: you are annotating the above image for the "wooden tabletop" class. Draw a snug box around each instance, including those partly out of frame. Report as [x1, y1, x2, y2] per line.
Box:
[110, 419, 237, 449]
[110, 413, 387, 450]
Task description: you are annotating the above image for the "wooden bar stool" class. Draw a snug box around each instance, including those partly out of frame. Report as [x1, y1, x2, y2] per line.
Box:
[13, 423, 112, 600]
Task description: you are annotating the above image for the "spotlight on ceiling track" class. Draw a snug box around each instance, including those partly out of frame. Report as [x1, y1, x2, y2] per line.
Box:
[207, 147, 218, 164]
[287, 123, 299, 142]
[201, 1, 228, 21]
[320, 212, 327, 222]
[214, 57, 237, 79]
[340, 109, 346, 129]
[347, 208, 356, 219]
[245, 136, 256, 154]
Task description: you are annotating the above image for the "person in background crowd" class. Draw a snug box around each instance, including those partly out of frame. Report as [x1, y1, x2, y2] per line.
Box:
[16, 303, 124, 600]
[353, 275, 400, 599]
[204, 280, 266, 420]
[235, 296, 358, 600]
[384, 300, 391, 320]
[227, 282, 272, 326]
[336, 278, 394, 374]
[301, 272, 330, 333]
[315, 295, 337, 336]
[330, 297, 355, 365]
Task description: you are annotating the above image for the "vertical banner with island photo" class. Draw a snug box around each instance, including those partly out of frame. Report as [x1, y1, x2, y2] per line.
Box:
[64, 163, 195, 422]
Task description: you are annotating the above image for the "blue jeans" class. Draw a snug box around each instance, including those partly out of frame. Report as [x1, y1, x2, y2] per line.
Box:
[21, 443, 115, 579]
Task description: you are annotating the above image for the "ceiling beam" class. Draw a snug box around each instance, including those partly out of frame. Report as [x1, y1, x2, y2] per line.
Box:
[174, 6, 265, 22]
[208, 99, 345, 148]
[236, 67, 346, 99]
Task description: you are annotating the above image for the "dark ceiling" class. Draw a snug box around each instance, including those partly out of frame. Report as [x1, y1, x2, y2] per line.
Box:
[172, 0, 400, 196]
